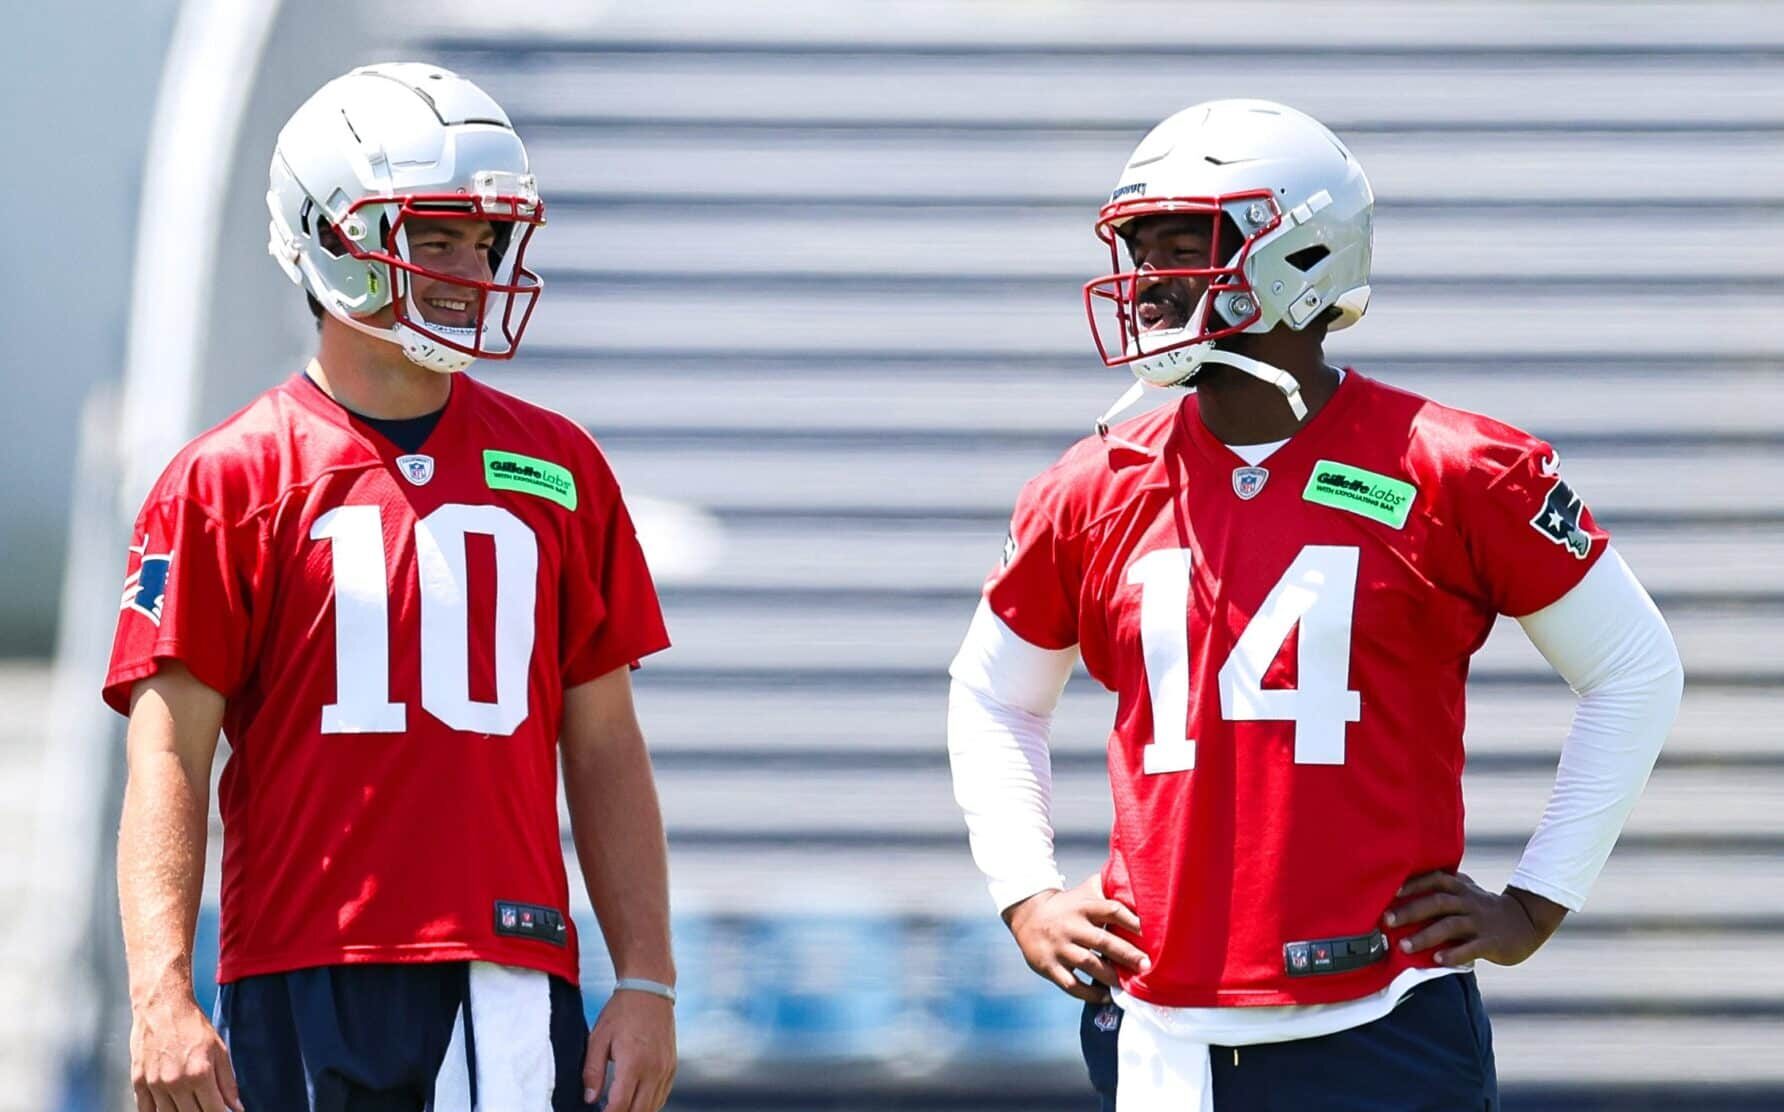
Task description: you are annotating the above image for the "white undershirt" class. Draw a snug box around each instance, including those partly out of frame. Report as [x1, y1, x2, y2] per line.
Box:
[947, 549, 1682, 1049]
[1226, 438, 1288, 467]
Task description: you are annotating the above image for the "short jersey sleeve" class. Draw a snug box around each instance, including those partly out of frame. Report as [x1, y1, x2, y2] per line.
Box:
[983, 475, 1081, 651]
[561, 481, 671, 686]
[1455, 436, 1610, 618]
[103, 493, 256, 714]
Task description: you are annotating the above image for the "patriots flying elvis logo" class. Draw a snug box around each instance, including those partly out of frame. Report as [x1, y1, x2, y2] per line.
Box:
[1530, 476, 1593, 560]
[119, 537, 172, 625]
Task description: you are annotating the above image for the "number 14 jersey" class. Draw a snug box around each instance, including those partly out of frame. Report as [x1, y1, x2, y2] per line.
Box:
[104, 370, 669, 984]
[985, 370, 1606, 1008]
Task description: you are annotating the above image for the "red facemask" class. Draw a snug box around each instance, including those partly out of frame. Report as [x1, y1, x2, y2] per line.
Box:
[333, 190, 545, 361]
[1083, 189, 1280, 370]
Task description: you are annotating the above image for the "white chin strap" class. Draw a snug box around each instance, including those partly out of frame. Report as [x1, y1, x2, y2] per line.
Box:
[1196, 349, 1309, 421]
[1095, 379, 1157, 455]
[1096, 347, 1308, 454]
[1127, 339, 1308, 421]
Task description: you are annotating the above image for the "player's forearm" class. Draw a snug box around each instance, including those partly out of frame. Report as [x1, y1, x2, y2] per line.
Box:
[1506, 885, 1570, 943]
[563, 727, 675, 986]
[117, 667, 223, 1009]
[117, 747, 209, 1007]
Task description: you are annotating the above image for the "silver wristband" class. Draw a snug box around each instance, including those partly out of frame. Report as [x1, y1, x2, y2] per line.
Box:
[613, 977, 677, 1003]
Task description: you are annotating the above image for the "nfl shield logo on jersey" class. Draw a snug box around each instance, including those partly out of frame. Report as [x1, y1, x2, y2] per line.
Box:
[1232, 466, 1270, 500]
[1093, 1004, 1121, 1033]
[395, 454, 435, 486]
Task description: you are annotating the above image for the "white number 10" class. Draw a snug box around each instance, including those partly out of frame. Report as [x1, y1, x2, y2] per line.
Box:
[311, 503, 538, 736]
[1128, 545, 1361, 774]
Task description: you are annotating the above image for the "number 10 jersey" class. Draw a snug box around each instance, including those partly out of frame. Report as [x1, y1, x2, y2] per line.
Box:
[104, 371, 670, 984]
[984, 370, 1607, 1008]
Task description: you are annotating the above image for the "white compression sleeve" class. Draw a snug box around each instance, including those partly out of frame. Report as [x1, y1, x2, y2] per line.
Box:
[1509, 547, 1684, 910]
[948, 600, 1080, 911]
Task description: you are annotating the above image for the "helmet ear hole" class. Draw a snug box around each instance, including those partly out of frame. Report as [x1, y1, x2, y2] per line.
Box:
[1285, 245, 1330, 272]
[317, 223, 347, 258]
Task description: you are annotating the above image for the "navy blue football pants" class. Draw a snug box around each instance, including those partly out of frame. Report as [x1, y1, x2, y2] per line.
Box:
[1081, 972, 1499, 1111]
[215, 962, 594, 1111]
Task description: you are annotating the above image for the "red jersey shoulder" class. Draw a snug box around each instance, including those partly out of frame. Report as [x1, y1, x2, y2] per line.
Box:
[140, 384, 333, 520]
[1014, 400, 1177, 536]
[1384, 378, 1552, 494]
[1325, 373, 1570, 510]
[1357, 372, 1607, 612]
[457, 375, 623, 507]
[988, 401, 1176, 650]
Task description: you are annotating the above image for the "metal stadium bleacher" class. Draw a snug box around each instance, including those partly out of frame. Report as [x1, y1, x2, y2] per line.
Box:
[172, 2, 1784, 1108]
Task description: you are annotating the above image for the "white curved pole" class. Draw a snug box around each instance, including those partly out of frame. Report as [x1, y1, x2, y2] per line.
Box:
[118, 0, 283, 512]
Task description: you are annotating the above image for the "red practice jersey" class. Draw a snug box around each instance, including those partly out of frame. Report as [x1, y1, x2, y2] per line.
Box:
[984, 370, 1607, 1007]
[105, 371, 669, 984]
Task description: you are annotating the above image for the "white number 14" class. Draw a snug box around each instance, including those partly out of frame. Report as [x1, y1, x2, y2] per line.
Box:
[1127, 545, 1361, 774]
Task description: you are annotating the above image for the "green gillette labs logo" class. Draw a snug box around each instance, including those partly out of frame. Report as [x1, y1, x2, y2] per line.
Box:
[484, 450, 577, 510]
[1303, 460, 1416, 529]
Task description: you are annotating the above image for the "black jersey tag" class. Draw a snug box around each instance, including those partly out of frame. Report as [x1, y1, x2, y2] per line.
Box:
[494, 900, 568, 946]
[1284, 929, 1389, 977]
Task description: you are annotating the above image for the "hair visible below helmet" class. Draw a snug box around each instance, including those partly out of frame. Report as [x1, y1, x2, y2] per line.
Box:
[1084, 99, 1373, 391]
[266, 62, 544, 373]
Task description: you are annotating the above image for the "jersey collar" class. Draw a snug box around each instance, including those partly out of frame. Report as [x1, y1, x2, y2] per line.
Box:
[285, 360, 472, 458]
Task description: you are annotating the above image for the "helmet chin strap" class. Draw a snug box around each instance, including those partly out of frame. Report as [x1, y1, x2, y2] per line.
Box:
[1195, 349, 1309, 421]
[1095, 379, 1156, 455]
[1095, 348, 1309, 455]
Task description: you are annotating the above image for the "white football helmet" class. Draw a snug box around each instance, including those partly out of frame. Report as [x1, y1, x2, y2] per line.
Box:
[1085, 99, 1373, 412]
[267, 63, 544, 373]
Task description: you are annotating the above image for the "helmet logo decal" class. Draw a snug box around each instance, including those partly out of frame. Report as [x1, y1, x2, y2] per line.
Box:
[1108, 181, 1148, 203]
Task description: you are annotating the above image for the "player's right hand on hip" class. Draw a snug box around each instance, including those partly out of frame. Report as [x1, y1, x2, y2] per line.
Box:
[1003, 874, 1151, 1004]
[130, 992, 243, 1112]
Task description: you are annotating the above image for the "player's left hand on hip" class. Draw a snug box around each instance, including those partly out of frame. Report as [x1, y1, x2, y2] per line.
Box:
[1383, 870, 1566, 968]
[583, 989, 676, 1112]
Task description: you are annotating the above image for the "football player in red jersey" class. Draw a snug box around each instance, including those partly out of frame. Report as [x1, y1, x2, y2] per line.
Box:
[947, 100, 1684, 1109]
[108, 65, 676, 1112]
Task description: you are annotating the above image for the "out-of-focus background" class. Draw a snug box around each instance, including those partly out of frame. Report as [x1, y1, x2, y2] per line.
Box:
[5, 1, 1783, 1109]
